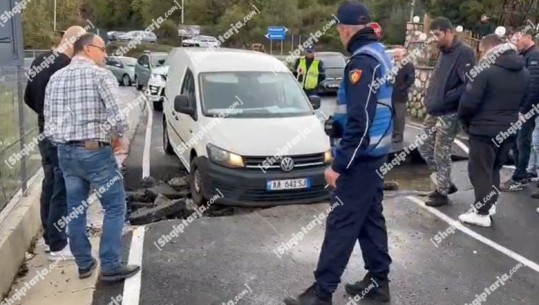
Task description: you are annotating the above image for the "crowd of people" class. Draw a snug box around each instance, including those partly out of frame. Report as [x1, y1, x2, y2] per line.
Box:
[18, 0, 537, 304]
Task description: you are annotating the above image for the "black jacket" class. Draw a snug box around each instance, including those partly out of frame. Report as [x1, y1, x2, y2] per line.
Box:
[424, 38, 476, 115]
[24, 50, 71, 133]
[518, 44, 539, 115]
[475, 21, 495, 38]
[458, 48, 530, 138]
[391, 61, 415, 103]
[292, 57, 325, 85]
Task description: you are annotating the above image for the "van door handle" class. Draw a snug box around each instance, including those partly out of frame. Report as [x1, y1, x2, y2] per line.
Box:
[189, 129, 193, 133]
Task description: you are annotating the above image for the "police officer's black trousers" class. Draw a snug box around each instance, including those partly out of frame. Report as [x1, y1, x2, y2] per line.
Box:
[314, 157, 392, 295]
[468, 136, 513, 215]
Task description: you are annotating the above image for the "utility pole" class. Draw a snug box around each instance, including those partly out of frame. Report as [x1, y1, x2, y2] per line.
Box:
[181, 0, 185, 24]
[410, 0, 415, 22]
[53, 0, 57, 31]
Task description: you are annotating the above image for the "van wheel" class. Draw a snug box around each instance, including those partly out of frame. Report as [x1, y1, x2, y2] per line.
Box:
[189, 157, 208, 206]
[162, 117, 174, 155]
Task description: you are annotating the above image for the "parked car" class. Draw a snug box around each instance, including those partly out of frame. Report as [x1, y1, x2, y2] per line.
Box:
[162, 48, 332, 206]
[105, 56, 136, 86]
[146, 65, 169, 111]
[315, 52, 346, 95]
[107, 31, 127, 42]
[181, 35, 220, 48]
[117, 31, 157, 43]
[134, 51, 169, 90]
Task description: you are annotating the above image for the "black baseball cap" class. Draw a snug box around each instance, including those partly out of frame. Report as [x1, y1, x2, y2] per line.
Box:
[336, 1, 371, 25]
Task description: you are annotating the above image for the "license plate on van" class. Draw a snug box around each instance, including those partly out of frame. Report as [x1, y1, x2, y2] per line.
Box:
[266, 178, 311, 191]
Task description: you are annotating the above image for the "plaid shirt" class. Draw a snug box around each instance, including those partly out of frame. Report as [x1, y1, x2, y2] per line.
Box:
[44, 56, 128, 143]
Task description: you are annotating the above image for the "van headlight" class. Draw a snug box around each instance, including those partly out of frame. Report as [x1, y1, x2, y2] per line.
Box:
[207, 144, 244, 168]
[324, 149, 333, 164]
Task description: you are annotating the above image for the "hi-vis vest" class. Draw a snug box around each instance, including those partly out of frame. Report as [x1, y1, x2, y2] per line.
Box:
[333, 42, 394, 157]
[297, 58, 320, 90]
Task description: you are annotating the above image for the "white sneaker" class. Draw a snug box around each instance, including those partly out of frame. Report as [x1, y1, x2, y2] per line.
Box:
[489, 203, 496, 216]
[44, 244, 51, 253]
[536, 207, 539, 214]
[47, 245, 75, 261]
[459, 211, 492, 227]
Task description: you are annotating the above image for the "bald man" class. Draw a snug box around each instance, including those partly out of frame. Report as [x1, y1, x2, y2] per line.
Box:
[391, 47, 415, 143]
[24, 25, 87, 261]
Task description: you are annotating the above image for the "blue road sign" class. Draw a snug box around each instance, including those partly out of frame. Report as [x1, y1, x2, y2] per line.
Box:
[266, 26, 288, 40]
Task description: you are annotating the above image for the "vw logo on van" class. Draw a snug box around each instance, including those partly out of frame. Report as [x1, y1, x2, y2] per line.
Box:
[280, 157, 295, 172]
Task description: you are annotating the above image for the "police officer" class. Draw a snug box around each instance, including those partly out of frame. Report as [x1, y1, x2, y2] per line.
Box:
[293, 45, 325, 96]
[284, 2, 393, 304]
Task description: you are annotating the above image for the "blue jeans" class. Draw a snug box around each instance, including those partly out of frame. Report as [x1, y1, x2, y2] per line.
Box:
[57, 144, 125, 272]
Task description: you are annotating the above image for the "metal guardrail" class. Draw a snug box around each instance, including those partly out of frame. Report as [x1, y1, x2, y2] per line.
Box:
[0, 64, 40, 212]
[23, 49, 49, 58]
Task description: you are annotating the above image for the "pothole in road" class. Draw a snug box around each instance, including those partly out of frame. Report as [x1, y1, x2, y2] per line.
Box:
[126, 176, 266, 225]
[126, 152, 439, 225]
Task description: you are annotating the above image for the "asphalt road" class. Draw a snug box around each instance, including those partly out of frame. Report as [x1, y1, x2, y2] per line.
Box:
[92, 96, 539, 305]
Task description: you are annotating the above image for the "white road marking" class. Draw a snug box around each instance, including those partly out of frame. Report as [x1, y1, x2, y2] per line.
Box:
[122, 226, 146, 305]
[407, 196, 539, 273]
[454, 139, 469, 154]
[142, 100, 153, 178]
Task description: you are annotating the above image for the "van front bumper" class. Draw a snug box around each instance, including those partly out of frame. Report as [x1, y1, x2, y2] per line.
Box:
[198, 157, 330, 207]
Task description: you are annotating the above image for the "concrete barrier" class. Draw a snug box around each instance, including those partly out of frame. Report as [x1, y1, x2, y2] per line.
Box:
[0, 170, 43, 300]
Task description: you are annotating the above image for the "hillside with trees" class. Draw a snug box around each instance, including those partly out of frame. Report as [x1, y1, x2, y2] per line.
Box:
[21, 0, 539, 51]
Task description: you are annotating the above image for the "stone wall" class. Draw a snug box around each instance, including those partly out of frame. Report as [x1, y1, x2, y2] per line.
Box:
[404, 21, 434, 120]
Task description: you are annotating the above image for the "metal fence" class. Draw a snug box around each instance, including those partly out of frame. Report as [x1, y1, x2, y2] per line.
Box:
[0, 63, 41, 212]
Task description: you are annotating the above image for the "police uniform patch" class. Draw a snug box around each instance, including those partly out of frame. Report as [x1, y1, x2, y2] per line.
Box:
[349, 69, 362, 84]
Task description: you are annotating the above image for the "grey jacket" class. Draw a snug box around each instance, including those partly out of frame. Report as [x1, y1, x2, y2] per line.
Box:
[424, 39, 476, 115]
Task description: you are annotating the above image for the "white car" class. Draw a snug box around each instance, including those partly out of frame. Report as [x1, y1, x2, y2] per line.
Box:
[181, 35, 220, 48]
[162, 48, 332, 206]
[146, 65, 169, 111]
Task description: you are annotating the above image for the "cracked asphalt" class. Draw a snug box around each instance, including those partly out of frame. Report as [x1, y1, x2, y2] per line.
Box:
[92, 97, 539, 305]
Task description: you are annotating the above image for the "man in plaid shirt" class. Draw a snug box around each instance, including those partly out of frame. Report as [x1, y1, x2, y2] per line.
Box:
[44, 33, 140, 282]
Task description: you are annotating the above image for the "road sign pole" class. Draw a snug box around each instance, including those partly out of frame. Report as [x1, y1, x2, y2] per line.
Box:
[281, 39, 283, 55]
[270, 40, 272, 55]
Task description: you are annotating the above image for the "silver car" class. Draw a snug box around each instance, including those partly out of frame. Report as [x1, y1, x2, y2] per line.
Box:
[134, 51, 168, 90]
[117, 31, 157, 43]
[105, 56, 137, 86]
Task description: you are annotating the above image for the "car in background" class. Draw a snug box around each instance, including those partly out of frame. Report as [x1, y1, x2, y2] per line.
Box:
[107, 31, 127, 42]
[315, 52, 346, 95]
[105, 56, 137, 86]
[146, 65, 169, 111]
[181, 35, 220, 48]
[117, 31, 157, 43]
[134, 51, 169, 90]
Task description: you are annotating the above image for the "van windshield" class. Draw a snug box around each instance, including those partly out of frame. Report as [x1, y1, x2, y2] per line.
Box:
[199, 72, 314, 118]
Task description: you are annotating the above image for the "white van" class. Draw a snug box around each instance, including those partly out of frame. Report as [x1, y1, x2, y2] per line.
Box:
[162, 47, 332, 206]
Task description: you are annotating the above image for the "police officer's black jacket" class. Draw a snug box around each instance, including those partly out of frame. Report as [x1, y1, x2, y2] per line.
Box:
[458, 48, 530, 139]
[424, 38, 476, 116]
[518, 44, 539, 115]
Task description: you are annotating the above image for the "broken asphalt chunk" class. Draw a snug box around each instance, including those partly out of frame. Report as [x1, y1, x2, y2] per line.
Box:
[168, 176, 189, 189]
[129, 195, 188, 225]
[141, 176, 159, 188]
[126, 189, 157, 203]
[147, 183, 190, 200]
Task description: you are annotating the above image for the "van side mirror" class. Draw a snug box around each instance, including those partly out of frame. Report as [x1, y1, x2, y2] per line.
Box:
[174, 95, 195, 116]
[308, 95, 321, 110]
